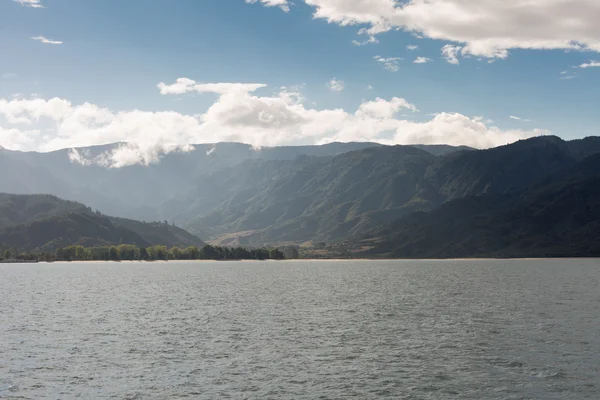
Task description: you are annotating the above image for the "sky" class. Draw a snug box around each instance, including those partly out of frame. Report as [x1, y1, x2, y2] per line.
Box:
[0, 0, 599, 167]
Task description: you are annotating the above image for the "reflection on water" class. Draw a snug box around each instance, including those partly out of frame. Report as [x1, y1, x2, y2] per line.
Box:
[1, 259, 599, 399]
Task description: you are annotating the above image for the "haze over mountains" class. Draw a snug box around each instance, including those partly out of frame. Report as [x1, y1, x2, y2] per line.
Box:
[1, 136, 600, 257]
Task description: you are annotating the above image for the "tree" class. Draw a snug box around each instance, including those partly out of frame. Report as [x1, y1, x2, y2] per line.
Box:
[201, 244, 217, 260]
[3, 250, 11, 260]
[74, 245, 88, 260]
[185, 246, 199, 260]
[117, 244, 138, 260]
[269, 248, 285, 260]
[147, 245, 168, 260]
[281, 246, 299, 259]
[109, 246, 119, 261]
[156, 246, 167, 260]
[169, 246, 182, 260]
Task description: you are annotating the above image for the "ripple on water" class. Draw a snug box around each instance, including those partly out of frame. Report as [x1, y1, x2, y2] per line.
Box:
[0, 259, 599, 399]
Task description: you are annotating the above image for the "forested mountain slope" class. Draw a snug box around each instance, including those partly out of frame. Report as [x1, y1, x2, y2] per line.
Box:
[0, 194, 89, 227]
[170, 146, 441, 244]
[350, 153, 600, 258]
[0, 142, 467, 221]
[2, 137, 600, 249]
[0, 194, 203, 251]
[166, 136, 600, 246]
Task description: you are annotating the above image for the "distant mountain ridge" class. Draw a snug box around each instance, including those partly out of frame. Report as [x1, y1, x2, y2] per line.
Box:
[162, 136, 600, 246]
[0, 141, 473, 225]
[0, 194, 203, 251]
[2, 137, 600, 256]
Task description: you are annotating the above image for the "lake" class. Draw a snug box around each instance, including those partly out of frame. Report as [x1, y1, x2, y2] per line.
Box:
[1, 259, 599, 399]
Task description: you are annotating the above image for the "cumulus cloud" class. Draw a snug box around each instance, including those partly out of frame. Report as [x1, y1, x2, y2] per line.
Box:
[374, 55, 402, 72]
[245, 0, 290, 12]
[298, 0, 600, 61]
[441, 45, 462, 65]
[356, 97, 417, 118]
[158, 78, 267, 95]
[327, 78, 345, 92]
[13, 0, 43, 8]
[407, 44, 419, 50]
[315, 112, 546, 150]
[0, 97, 73, 124]
[0, 126, 41, 150]
[578, 60, 600, 68]
[413, 57, 433, 64]
[31, 36, 63, 45]
[0, 80, 547, 167]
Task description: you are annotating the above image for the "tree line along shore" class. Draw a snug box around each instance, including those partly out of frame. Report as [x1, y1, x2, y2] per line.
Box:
[0, 244, 298, 262]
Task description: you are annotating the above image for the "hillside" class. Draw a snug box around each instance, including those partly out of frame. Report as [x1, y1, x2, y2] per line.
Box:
[167, 146, 441, 244]
[0, 193, 90, 227]
[0, 194, 204, 251]
[425, 136, 579, 200]
[0, 142, 468, 222]
[3, 137, 600, 251]
[165, 136, 600, 246]
[349, 154, 600, 258]
[0, 142, 384, 219]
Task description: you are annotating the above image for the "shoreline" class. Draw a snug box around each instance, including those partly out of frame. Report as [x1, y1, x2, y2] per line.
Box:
[4, 257, 597, 265]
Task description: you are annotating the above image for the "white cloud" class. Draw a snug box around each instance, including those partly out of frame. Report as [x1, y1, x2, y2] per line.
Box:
[327, 78, 345, 92]
[407, 44, 419, 50]
[578, 60, 600, 68]
[509, 115, 532, 122]
[245, 0, 290, 12]
[0, 126, 41, 150]
[352, 36, 379, 46]
[374, 55, 402, 72]
[13, 0, 43, 8]
[441, 45, 462, 65]
[1, 73, 17, 79]
[0, 97, 73, 124]
[366, 85, 374, 90]
[157, 78, 267, 95]
[317, 112, 546, 150]
[0, 81, 547, 167]
[68, 148, 94, 166]
[356, 97, 417, 118]
[31, 36, 63, 45]
[299, 0, 600, 61]
[413, 57, 433, 64]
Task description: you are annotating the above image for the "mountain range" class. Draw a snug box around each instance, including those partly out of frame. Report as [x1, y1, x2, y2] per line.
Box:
[1, 136, 599, 257]
[350, 152, 600, 258]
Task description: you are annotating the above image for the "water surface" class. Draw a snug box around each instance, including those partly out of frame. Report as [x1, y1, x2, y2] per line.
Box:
[1, 259, 599, 399]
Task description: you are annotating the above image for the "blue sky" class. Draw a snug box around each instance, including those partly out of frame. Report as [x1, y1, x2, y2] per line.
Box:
[0, 0, 599, 164]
